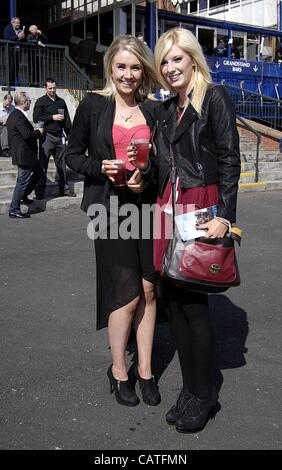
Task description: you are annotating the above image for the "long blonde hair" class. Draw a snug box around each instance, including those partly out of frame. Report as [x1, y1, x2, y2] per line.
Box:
[154, 28, 212, 115]
[97, 35, 156, 101]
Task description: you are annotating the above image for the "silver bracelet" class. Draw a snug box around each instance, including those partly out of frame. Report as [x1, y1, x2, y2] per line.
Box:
[139, 159, 151, 175]
[214, 216, 231, 233]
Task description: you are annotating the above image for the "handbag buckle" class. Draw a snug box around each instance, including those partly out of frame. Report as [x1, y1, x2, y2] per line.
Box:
[209, 263, 221, 274]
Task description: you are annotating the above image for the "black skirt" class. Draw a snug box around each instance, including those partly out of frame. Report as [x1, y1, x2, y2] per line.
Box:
[93, 189, 157, 330]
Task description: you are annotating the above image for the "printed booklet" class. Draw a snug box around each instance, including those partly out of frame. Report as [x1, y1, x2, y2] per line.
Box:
[175, 205, 218, 241]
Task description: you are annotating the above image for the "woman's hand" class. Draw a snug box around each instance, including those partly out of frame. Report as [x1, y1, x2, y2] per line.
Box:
[127, 169, 144, 193]
[101, 160, 118, 183]
[127, 143, 152, 171]
[197, 218, 228, 238]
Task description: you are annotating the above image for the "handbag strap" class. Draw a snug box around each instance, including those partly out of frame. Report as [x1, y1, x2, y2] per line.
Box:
[169, 145, 177, 234]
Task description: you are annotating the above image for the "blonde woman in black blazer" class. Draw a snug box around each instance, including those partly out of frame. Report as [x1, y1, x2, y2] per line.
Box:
[66, 35, 161, 408]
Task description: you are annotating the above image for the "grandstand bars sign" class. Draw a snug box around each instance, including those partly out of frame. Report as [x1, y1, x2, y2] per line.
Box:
[210, 57, 262, 75]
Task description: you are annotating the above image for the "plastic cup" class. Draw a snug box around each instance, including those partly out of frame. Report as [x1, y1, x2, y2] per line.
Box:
[111, 159, 126, 187]
[35, 121, 44, 129]
[131, 139, 150, 164]
[58, 108, 65, 116]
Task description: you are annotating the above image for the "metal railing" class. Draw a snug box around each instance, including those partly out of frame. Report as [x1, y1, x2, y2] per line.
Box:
[0, 39, 98, 99]
[224, 83, 282, 130]
[237, 115, 261, 182]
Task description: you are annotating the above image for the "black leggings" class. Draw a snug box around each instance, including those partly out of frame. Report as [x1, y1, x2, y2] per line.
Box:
[166, 282, 215, 399]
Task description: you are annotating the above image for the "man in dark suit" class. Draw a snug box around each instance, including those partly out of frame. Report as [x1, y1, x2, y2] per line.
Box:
[7, 91, 44, 218]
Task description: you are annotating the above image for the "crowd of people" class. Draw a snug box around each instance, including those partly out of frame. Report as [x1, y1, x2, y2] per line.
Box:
[3, 16, 48, 87]
[4, 78, 76, 218]
[2, 28, 241, 434]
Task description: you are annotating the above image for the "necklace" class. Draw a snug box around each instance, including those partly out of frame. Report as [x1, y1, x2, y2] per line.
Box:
[176, 105, 185, 113]
[119, 113, 133, 123]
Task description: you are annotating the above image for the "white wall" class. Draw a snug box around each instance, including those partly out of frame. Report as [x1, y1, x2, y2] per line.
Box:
[195, 0, 278, 28]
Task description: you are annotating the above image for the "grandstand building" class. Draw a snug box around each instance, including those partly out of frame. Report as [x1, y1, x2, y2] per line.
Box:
[1, 1, 282, 53]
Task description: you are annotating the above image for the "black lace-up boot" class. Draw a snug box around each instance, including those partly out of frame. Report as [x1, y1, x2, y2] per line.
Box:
[175, 387, 219, 433]
[166, 389, 194, 425]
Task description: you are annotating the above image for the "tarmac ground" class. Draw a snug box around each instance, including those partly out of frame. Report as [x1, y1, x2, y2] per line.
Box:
[0, 191, 281, 453]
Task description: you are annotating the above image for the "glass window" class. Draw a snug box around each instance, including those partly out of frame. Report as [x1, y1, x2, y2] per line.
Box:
[61, 0, 72, 19]
[210, 0, 228, 7]
[189, 1, 198, 13]
[73, 0, 85, 18]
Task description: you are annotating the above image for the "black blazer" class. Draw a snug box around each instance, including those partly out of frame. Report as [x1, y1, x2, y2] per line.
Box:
[7, 108, 41, 167]
[65, 93, 160, 212]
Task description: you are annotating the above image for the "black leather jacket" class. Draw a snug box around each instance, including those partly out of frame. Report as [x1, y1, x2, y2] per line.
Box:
[153, 84, 241, 222]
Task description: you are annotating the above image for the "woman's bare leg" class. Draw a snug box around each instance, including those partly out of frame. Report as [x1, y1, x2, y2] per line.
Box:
[133, 279, 156, 379]
[108, 296, 140, 380]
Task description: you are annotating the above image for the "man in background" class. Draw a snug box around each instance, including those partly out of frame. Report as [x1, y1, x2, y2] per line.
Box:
[3, 17, 26, 85]
[0, 94, 15, 157]
[213, 38, 228, 57]
[75, 32, 97, 76]
[33, 78, 76, 199]
[27, 25, 48, 86]
[7, 91, 44, 218]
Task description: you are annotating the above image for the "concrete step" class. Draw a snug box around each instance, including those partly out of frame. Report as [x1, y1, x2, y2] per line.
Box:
[259, 170, 282, 181]
[241, 150, 281, 162]
[239, 181, 282, 192]
[0, 180, 84, 200]
[239, 171, 256, 184]
[241, 161, 282, 171]
[0, 157, 79, 173]
[0, 195, 82, 215]
[0, 168, 83, 186]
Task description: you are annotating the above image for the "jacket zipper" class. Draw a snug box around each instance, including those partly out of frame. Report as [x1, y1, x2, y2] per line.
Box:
[201, 145, 216, 158]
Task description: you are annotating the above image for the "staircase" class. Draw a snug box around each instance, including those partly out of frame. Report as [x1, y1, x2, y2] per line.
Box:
[0, 157, 83, 215]
[239, 130, 282, 192]
[1, 124, 282, 215]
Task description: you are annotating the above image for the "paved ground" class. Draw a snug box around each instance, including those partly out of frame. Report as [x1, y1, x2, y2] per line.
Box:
[0, 191, 281, 451]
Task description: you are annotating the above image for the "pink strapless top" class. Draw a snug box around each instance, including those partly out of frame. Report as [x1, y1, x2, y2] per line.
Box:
[112, 124, 151, 170]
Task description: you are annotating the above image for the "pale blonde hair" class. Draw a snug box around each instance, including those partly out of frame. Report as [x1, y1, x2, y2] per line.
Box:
[97, 35, 156, 101]
[154, 28, 212, 115]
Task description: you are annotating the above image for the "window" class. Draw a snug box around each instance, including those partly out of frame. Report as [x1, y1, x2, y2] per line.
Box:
[210, 0, 228, 7]
[189, 1, 198, 13]
[61, 0, 72, 19]
[48, 5, 57, 24]
[86, 1, 98, 14]
[73, 0, 85, 19]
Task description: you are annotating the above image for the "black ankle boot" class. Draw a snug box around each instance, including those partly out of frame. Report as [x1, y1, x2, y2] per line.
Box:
[166, 389, 193, 425]
[135, 365, 161, 406]
[175, 387, 219, 433]
[107, 366, 140, 407]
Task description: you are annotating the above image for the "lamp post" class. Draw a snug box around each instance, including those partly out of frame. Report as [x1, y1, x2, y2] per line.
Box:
[10, 0, 17, 19]
[146, 1, 157, 51]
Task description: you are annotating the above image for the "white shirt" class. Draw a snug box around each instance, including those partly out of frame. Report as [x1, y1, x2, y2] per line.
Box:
[0, 104, 15, 120]
[15, 107, 28, 118]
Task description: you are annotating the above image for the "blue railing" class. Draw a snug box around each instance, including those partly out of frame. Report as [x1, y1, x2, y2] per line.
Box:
[223, 83, 282, 130]
[0, 39, 97, 99]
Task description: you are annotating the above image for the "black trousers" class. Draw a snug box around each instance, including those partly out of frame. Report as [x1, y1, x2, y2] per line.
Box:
[165, 281, 215, 399]
[35, 133, 68, 197]
[9, 164, 44, 213]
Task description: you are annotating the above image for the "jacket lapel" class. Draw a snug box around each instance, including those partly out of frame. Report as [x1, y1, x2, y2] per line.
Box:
[96, 98, 116, 158]
[174, 103, 198, 142]
[159, 99, 177, 144]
